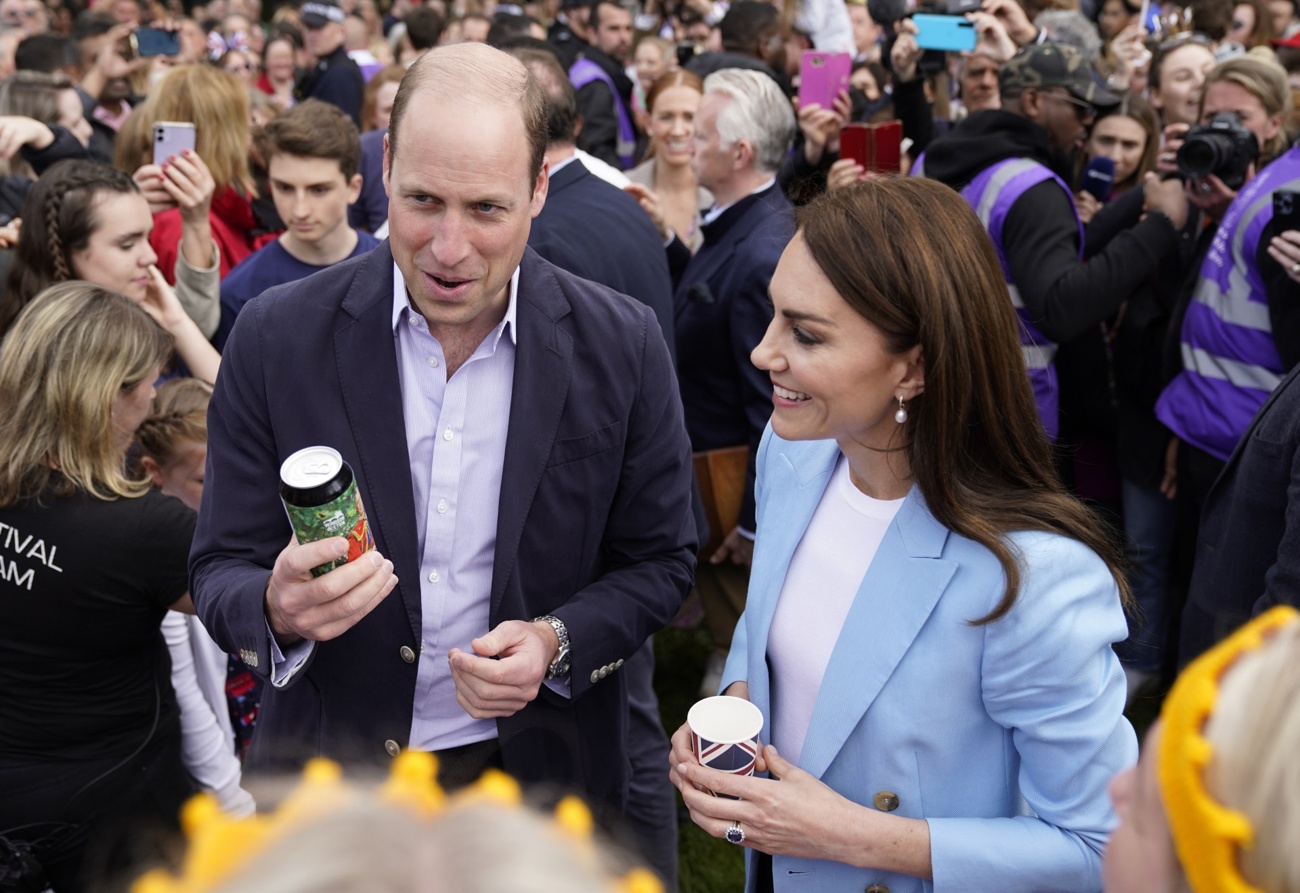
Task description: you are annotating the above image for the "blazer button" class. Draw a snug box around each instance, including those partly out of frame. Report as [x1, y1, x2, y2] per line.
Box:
[615, 658, 624, 668]
[384, 739, 401, 757]
[865, 886, 889, 893]
[399, 645, 416, 663]
[873, 791, 900, 812]
[590, 670, 600, 684]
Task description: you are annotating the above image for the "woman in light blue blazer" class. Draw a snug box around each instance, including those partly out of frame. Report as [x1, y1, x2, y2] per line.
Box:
[670, 178, 1138, 893]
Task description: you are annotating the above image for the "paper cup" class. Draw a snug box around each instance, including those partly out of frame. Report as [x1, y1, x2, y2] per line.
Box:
[687, 696, 764, 797]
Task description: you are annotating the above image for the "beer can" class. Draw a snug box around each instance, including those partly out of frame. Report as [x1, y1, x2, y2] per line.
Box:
[279, 446, 375, 577]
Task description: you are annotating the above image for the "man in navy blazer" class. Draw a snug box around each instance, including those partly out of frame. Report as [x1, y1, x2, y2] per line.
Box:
[189, 43, 697, 818]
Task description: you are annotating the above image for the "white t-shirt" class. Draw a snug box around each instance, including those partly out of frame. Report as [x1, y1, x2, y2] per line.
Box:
[767, 457, 904, 765]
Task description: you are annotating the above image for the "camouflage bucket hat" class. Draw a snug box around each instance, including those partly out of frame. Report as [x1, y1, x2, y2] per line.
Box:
[999, 41, 1121, 107]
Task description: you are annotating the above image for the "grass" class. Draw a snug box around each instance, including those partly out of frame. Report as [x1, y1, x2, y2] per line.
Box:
[651, 607, 1166, 893]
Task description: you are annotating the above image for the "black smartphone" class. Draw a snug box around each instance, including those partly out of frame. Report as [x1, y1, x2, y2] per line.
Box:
[1274, 190, 1300, 233]
[132, 26, 181, 57]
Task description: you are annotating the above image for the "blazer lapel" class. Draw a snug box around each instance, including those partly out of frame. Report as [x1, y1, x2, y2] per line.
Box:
[334, 242, 423, 641]
[797, 493, 956, 780]
[490, 249, 573, 616]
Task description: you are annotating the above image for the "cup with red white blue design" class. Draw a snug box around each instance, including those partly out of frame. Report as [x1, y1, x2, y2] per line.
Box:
[687, 695, 764, 797]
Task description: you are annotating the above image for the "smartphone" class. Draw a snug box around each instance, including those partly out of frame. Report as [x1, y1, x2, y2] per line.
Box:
[132, 26, 181, 57]
[912, 14, 977, 52]
[945, 0, 981, 14]
[840, 123, 870, 168]
[1274, 190, 1300, 233]
[798, 51, 851, 110]
[152, 121, 196, 167]
[870, 120, 902, 173]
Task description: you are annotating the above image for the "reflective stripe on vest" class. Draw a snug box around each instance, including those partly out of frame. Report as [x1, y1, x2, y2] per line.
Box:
[1155, 144, 1300, 461]
[569, 58, 636, 168]
[959, 157, 1082, 441]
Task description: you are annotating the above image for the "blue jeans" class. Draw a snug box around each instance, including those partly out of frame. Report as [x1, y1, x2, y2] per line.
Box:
[1114, 478, 1178, 672]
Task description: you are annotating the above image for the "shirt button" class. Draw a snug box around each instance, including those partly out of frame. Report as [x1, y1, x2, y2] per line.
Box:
[873, 791, 900, 812]
[428, 570, 440, 583]
[443, 428, 453, 441]
[399, 645, 416, 663]
[384, 739, 401, 757]
[437, 498, 448, 514]
[408, 315, 418, 327]
[426, 356, 439, 367]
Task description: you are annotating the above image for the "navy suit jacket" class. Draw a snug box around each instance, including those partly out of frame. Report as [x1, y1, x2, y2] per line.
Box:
[674, 182, 794, 531]
[349, 128, 389, 234]
[1180, 361, 1300, 664]
[190, 242, 697, 810]
[528, 159, 675, 361]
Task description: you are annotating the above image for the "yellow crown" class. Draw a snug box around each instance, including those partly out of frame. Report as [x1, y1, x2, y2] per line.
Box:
[1156, 605, 1298, 893]
[130, 751, 663, 893]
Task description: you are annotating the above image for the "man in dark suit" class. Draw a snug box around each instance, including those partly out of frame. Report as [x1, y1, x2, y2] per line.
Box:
[670, 67, 796, 693]
[1178, 361, 1300, 665]
[190, 43, 697, 823]
[512, 45, 678, 887]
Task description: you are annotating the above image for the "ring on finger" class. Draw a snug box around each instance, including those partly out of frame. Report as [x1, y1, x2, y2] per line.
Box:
[725, 821, 746, 845]
[1291, 262, 1300, 275]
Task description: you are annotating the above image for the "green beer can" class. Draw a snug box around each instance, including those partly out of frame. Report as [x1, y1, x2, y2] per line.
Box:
[279, 446, 375, 577]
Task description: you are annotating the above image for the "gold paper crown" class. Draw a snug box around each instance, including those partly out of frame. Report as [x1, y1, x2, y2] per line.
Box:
[1156, 605, 1298, 893]
[130, 751, 664, 893]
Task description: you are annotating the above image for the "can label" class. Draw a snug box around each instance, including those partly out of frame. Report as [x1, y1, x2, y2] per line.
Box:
[280, 447, 375, 577]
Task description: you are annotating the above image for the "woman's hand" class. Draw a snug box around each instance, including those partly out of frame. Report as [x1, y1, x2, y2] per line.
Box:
[1075, 190, 1102, 224]
[668, 682, 757, 790]
[966, 11, 1016, 62]
[0, 217, 19, 249]
[981, 0, 1038, 46]
[711, 526, 754, 567]
[1267, 229, 1300, 282]
[133, 163, 176, 215]
[623, 182, 671, 241]
[827, 157, 867, 192]
[0, 115, 54, 158]
[890, 18, 922, 83]
[161, 149, 216, 225]
[1109, 22, 1151, 87]
[1156, 123, 1189, 177]
[141, 264, 188, 328]
[1186, 171, 1237, 220]
[142, 265, 222, 384]
[795, 97, 844, 168]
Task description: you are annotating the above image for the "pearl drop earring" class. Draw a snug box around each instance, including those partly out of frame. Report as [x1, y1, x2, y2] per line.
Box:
[894, 396, 908, 424]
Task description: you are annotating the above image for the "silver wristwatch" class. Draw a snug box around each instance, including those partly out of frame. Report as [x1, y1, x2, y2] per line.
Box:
[535, 615, 571, 680]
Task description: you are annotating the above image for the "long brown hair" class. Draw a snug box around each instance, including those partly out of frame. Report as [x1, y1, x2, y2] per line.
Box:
[798, 178, 1130, 622]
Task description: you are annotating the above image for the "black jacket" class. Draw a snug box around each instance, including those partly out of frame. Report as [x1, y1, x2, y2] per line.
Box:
[296, 44, 364, 126]
[572, 46, 634, 169]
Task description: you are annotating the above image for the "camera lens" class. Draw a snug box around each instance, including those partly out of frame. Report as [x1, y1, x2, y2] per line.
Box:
[1177, 133, 1229, 179]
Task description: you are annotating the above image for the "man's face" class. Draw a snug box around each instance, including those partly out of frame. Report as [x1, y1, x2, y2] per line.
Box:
[303, 19, 344, 57]
[1270, 0, 1297, 34]
[1030, 87, 1095, 156]
[594, 3, 632, 63]
[269, 153, 362, 250]
[383, 93, 548, 339]
[961, 54, 1000, 112]
[691, 90, 738, 194]
[79, 33, 132, 101]
[848, 4, 879, 56]
[0, 0, 47, 35]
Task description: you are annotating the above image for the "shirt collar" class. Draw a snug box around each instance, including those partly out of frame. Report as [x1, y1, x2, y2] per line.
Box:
[548, 155, 580, 176]
[391, 261, 519, 348]
[701, 176, 776, 226]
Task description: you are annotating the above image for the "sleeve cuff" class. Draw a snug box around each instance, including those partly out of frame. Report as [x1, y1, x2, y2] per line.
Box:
[267, 621, 314, 687]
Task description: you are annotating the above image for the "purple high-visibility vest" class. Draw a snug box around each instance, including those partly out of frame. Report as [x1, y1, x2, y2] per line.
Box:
[960, 157, 1083, 441]
[1155, 145, 1300, 462]
[569, 57, 636, 169]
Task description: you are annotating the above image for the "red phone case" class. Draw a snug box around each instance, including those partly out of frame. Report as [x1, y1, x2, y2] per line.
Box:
[840, 124, 871, 168]
[870, 121, 902, 174]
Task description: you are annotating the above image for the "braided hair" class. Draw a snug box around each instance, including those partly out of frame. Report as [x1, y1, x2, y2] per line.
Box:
[0, 160, 140, 340]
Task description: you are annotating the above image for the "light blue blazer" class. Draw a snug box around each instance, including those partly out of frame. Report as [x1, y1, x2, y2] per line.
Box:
[721, 431, 1138, 893]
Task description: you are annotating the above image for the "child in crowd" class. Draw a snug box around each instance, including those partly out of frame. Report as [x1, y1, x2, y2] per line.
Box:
[214, 98, 379, 350]
[136, 378, 257, 816]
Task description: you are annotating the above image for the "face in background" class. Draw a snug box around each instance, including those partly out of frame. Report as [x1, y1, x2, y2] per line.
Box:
[691, 90, 737, 195]
[57, 88, 94, 147]
[1150, 43, 1216, 125]
[70, 192, 157, 303]
[648, 83, 700, 167]
[222, 49, 259, 86]
[1097, 0, 1135, 39]
[0, 0, 47, 35]
[144, 438, 207, 511]
[269, 153, 363, 252]
[1087, 113, 1148, 184]
[594, 3, 632, 64]
[1032, 88, 1095, 156]
[1270, 0, 1298, 34]
[1102, 722, 1182, 893]
[851, 64, 879, 101]
[264, 38, 297, 84]
[1201, 78, 1283, 156]
[373, 78, 399, 130]
[303, 19, 345, 58]
[848, 3, 880, 57]
[961, 54, 1001, 112]
[1229, 2, 1256, 43]
[634, 40, 667, 93]
[112, 368, 161, 455]
[382, 90, 547, 342]
[750, 233, 923, 454]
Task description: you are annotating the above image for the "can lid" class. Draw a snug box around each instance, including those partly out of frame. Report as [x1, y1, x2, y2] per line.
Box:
[280, 446, 344, 490]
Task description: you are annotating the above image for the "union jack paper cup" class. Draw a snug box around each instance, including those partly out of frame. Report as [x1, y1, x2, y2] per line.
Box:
[687, 696, 764, 797]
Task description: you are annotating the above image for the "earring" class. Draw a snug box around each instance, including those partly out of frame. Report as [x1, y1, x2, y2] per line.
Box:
[894, 396, 908, 424]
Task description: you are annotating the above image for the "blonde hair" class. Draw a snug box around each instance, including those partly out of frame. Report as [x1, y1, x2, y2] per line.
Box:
[134, 377, 211, 472]
[0, 282, 173, 507]
[116, 64, 256, 195]
[1202, 619, 1300, 893]
[1201, 54, 1293, 164]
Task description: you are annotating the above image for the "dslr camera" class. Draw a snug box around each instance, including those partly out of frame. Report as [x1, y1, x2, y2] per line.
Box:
[1176, 112, 1260, 190]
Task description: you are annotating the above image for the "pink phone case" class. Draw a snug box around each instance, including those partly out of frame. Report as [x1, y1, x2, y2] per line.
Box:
[798, 51, 851, 110]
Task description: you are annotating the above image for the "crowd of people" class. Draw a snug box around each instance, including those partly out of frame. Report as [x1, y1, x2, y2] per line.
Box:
[0, 0, 1298, 890]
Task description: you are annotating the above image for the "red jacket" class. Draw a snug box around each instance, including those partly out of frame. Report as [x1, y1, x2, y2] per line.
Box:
[150, 187, 276, 281]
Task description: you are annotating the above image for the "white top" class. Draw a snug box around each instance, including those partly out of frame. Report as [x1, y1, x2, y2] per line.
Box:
[766, 457, 904, 765]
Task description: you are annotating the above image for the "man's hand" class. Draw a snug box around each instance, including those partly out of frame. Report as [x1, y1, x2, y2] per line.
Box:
[265, 536, 398, 646]
[624, 182, 671, 240]
[448, 619, 558, 718]
[0, 115, 54, 159]
[1143, 171, 1189, 229]
[967, 11, 1016, 62]
[981, 0, 1037, 46]
[890, 18, 922, 83]
[710, 526, 754, 566]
